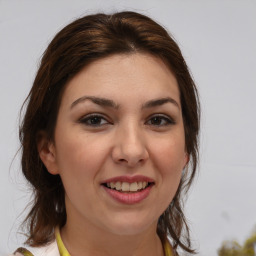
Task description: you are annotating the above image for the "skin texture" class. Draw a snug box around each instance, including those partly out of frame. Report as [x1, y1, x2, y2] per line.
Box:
[38, 53, 188, 256]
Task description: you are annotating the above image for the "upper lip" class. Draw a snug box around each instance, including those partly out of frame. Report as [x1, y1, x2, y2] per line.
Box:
[101, 175, 155, 184]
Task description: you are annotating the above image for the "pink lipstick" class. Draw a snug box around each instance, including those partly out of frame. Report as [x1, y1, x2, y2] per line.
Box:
[101, 175, 154, 204]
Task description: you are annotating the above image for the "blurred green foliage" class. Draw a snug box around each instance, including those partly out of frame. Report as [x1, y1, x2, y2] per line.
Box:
[218, 230, 256, 256]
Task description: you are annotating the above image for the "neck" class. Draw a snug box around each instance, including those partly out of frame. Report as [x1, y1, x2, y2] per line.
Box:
[61, 219, 164, 256]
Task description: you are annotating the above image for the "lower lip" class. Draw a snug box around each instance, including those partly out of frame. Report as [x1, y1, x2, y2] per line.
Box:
[102, 185, 153, 204]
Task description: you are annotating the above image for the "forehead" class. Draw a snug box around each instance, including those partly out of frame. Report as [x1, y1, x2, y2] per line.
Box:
[61, 53, 180, 107]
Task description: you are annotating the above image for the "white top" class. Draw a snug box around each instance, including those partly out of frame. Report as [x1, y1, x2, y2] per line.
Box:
[9, 240, 59, 256]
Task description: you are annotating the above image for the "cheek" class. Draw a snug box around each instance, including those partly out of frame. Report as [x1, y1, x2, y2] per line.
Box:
[54, 131, 111, 182]
[149, 134, 186, 199]
[54, 135, 102, 205]
[150, 134, 186, 173]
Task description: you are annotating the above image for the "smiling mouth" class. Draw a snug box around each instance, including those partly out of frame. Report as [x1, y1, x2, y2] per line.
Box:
[102, 181, 154, 193]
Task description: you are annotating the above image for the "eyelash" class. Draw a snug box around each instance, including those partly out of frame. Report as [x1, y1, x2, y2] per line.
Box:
[79, 114, 111, 127]
[79, 114, 175, 127]
[146, 114, 175, 126]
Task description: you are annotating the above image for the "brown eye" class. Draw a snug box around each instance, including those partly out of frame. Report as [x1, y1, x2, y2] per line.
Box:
[80, 115, 109, 127]
[146, 115, 175, 126]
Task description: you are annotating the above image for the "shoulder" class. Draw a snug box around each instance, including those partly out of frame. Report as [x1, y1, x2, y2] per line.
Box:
[10, 240, 59, 256]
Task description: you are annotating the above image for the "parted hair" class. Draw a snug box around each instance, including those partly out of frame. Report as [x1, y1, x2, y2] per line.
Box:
[19, 11, 200, 254]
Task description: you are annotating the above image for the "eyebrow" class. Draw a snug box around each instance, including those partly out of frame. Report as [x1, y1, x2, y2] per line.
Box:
[70, 96, 119, 109]
[142, 97, 180, 109]
[70, 96, 179, 110]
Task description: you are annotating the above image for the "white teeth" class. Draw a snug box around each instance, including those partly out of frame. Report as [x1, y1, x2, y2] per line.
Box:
[105, 181, 149, 192]
[129, 182, 138, 192]
[121, 182, 130, 192]
[116, 181, 122, 190]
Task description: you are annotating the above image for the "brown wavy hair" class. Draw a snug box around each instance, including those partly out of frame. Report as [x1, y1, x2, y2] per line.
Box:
[19, 11, 200, 254]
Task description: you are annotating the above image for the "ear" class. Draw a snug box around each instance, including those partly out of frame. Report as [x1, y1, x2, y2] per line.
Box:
[37, 131, 59, 175]
[183, 153, 190, 169]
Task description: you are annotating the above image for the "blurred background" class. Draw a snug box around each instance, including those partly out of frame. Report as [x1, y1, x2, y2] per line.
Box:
[0, 0, 255, 255]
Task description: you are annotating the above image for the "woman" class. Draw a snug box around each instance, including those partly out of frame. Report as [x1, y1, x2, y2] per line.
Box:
[12, 11, 200, 256]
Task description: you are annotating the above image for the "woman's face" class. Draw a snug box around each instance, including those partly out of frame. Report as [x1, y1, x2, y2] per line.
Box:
[40, 53, 188, 236]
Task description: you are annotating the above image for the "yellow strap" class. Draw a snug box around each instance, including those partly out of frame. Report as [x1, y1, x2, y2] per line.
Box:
[55, 227, 173, 256]
[163, 238, 174, 256]
[14, 247, 34, 256]
[55, 227, 71, 256]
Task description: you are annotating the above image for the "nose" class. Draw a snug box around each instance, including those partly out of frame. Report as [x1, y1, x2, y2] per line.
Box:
[111, 123, 149, 168]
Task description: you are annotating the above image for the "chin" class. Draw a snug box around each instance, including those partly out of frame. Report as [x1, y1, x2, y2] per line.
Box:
[102, 216, 157, 236]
